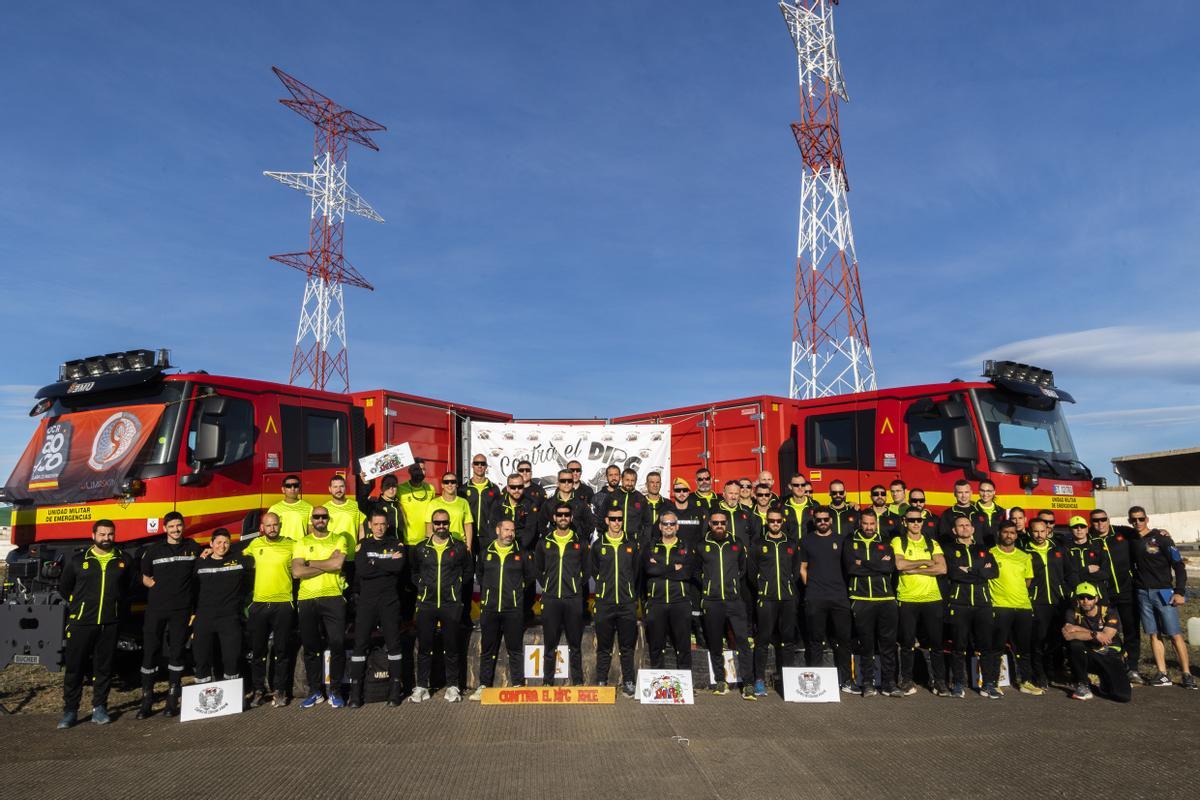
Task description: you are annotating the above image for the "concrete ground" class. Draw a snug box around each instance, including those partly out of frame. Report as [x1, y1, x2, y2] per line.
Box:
[3, 682, 1198, 800]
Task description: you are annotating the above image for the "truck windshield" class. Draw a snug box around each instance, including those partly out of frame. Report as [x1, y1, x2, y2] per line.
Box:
[973, 389, 1089, 478]
[43, 381, 186, 469]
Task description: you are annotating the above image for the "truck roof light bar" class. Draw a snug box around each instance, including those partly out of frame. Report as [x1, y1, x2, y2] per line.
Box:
[982, 360, 1055, 389]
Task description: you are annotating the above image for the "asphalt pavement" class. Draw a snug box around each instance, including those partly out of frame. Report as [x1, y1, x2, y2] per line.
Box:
[4, 682, 1198, 800]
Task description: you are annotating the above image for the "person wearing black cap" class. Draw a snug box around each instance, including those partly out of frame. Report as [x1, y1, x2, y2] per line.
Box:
[1062, 581, 1131, 702]
[368, 474, 406, 541]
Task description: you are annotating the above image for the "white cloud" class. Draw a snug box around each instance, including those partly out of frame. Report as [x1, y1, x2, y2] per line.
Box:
[968, 327, 1200, 382]
[1069, 404, 1200, 428]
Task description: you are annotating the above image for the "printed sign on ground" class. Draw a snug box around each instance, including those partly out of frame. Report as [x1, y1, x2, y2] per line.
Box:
[705, 649, 739, 685]
[781, 667, 841, 703]
[525, 644, 569, 680]
[636, 669, 694, 704]
[181, 678, 244, 722]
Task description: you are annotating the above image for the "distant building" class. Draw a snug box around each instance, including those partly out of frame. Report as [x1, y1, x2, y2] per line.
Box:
[1097, 446, 1200, 544]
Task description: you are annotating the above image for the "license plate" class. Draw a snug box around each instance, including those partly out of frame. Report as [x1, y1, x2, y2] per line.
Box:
[13, 654, 40, 665]
[1053, 484, 1072, 496]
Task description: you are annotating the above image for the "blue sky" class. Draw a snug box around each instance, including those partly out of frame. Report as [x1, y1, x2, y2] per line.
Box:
[2, 1, 1198, 480]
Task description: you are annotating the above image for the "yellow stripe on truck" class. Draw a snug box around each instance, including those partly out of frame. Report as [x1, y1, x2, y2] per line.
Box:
[17, 493, 266, 526]
[813, 491, 1095, 512]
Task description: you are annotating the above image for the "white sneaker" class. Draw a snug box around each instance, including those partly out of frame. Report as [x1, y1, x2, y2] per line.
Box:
[468, 686, 485, 702]
[445, 686, 462, 703]
[409, 686, 430, 704]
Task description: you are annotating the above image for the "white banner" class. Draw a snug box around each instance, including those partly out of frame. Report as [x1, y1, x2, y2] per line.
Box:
[469, 422, 671, 494]
[359, 442, 415, 483]
[637, 669, 695, 704]
[181, 678, 244, 722]
[781, 667, 841, 703]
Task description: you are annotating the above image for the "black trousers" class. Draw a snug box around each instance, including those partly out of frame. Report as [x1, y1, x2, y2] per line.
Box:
[992, 607, 1033, 685]
[1030, 603, 1064, 686]
[948, 604, 998, 688]
[645, 601, 692, 669]
[351, 592, 404, 693]
[479, 607, 525, 687]
[898, 601, 946, 685]
[703, 598, 752, 686]
[416, 602, 462, 688]
[540, 596, 584, 685]
[594, 603, 637, 684]
[140, 607, 189, 688]
[63, 622, 118, 713]
[1067, 642, 1131, 702]
[1112, 598, 1140, 672]
[298, 596, 346, 696]
[851, 599, 898, 690]
[754, 597, 797, 681]
[193, 614, 243, 681]
[804, 598, 853, 684]
[248, 601, 295, 694]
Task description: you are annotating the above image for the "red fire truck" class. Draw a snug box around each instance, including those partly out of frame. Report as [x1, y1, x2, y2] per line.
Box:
[615, 359, 1102, 517]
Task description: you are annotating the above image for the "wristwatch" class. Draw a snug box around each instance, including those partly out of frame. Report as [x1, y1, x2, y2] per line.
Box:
[303, 559, 310, 567]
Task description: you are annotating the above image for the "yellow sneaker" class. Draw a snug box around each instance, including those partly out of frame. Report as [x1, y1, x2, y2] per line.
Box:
[1019, 681, 1045, 696]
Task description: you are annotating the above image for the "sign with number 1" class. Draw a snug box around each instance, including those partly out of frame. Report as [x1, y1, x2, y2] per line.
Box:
[525, 644, 569, 680]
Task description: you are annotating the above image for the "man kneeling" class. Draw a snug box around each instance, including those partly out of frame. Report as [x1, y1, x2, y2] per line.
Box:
[1061, 582, 1132, 702]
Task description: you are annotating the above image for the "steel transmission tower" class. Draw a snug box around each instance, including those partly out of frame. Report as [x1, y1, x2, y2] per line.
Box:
[264, 67, 385, 393]
[780, 1, 876, 399]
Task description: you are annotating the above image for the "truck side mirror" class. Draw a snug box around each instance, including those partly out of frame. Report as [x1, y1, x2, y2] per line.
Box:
[948, 425, 978, 463]
[936, 398, 967, 419]
[191, 395, 229, 466]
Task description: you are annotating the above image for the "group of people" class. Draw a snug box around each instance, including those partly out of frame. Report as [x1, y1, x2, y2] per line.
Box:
[55, 459, 1193, 729]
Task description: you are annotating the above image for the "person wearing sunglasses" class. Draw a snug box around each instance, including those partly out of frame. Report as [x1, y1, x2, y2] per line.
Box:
[781, 476, 814, 542]
[470, 520, 534, 701]
[689, 468, 720, 512]
[564, 460, 594, 504]
[1128, 507, 1193, 689]
[535, 468, 595, 538]
[1064, 516, 1111, 605]
[748, 483, 779, 541]
[892, 508, 949, 696]
[748, 509, 801, 697]
[485, 473, 538, 551]
[326, 474, 367, 545]
[643, 511, 694, 671]
[462, 456, 501, 545]
[692, 510, 754, 699]
[824, 480, 860, 537]
[1021, 518, 1066, 690]
[409, 509, 469, 703]
[268, 473, 313, 542]
[800, 508, 856, 694]
[591, 510, 640, 697]
[598, 468, 649, 544]
[1062, 582, 1131, 701]
[901, 491, 939, 539]
[291, 505, 354, 708]
[424, 473, 475, 552]
[515, 459, 547, 504]
[666, 478, 706, 647]
[1087, 508, 1142, 685]
[737, 480, 755, 510]
[865, 485, 895, 539]
[536, 502, 589, 686]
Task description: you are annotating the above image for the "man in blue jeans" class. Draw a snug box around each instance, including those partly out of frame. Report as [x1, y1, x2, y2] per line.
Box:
[1128, 507, 1194, 689]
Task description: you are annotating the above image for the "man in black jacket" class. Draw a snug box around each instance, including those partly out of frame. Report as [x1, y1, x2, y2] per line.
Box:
[471, 520, 533, 699]
[410, 510, 470, 703]
[1022, 518, 1067, 689]
[945, 515, 1000, 698]
[137, 510, 201, 719]
[462, 455, 500, 539]
[693, 509, 754, 699]
[1088, 508, 1142, 684]
[349, 509, 407, 708]
[536, 504, 589, 686]
[643, 510, 693, 670]
[58, 519, 132, 729]
[591, 509, 640, 697]
[748, 509, 801, 697]
[1064, 516, 1111, 601]
[534, 469, 595, 539]
[844, 510, 899, 697]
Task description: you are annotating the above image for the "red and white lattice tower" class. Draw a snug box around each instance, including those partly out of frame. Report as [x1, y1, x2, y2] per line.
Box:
[264, 67, 385, 393]
[780, 1, 876, 399]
